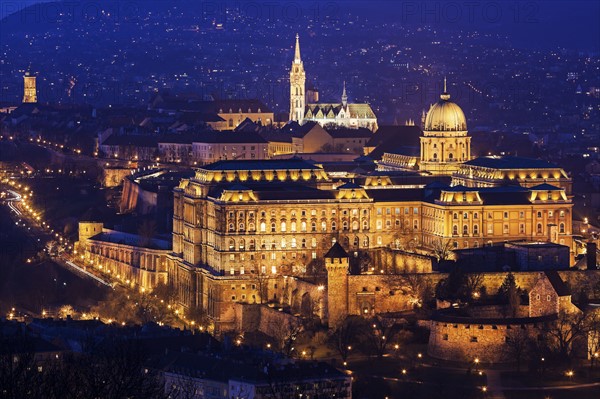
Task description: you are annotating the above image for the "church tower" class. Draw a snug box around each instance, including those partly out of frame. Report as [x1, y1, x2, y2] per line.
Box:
[341, 81, 348, 108]
[289, 34, 306, 122]
[23, 72, 37, 103]
[420, 78, 471, 175]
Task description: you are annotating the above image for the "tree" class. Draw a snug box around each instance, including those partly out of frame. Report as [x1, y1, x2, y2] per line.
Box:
[497, 273, 521, 317]
[271, 317, 304, 357]
[464, 273, 484, 299]
[392, 227, 418, 252]
[152, 282, 177, 305]
[585, 311, 600, 368]
[543, 312, 589, 361]
[0, 334, 41, 399]
[360, 316, 402, 358]
[387, 274, 433, 310]
[330, 316, 362, 361]
[431, 237, 454, 262]
[58, 304, 76, 319]
[251, 269, 270, 304]
[435, 266, 467, 301]
[504, 327, 531, 371]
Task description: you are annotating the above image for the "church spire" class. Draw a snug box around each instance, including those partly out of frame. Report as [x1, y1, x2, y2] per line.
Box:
[294, 33, 301, 64]
[341, 81, 348, 107]
[441, 77, 450, 101]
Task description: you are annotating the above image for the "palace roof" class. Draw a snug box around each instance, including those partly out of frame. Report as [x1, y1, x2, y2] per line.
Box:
[89, 230, 171, 250]
[199, 158, 320, 172]
[463, 156, 559, 170]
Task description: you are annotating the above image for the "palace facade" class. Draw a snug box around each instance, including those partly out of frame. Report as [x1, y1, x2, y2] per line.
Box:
[163, 156, 572, 330]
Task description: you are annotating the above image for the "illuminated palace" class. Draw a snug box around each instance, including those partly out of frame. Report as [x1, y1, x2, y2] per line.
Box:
[289, 34, 378, 131]
[80, 78, 575, 332]
[164, 158, 573, 330]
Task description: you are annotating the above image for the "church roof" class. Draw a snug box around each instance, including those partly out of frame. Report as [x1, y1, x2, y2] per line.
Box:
[305, 103, 376, 119]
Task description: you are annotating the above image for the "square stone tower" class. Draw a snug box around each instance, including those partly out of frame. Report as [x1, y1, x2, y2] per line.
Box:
[325, 242, 350, 329]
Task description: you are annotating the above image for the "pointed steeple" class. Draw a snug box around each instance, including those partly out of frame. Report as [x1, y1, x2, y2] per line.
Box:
[341, 81, 348, 107]
[441, 77, 450, 101]
[294, 33, 301, 64]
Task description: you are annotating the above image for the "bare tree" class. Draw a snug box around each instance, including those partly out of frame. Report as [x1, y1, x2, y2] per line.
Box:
[464, 273, 484, 299]
[430, 237, 454, 262]
[330, 316, 362, 361]
[271, 317, 304, 357]
[251, 269, 270, 305]
[504, 327, 531, 371]
[543, 312, 590, 361]
[361, 316, 402, 358]
[586, 311, 600, 368]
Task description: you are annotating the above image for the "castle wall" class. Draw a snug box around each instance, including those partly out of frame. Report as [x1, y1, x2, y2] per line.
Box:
[102, 168, 131, 188]
[427, 318, 545, 363]
[234, 303, 301, 338]
[374, 248, 435, 273]
[325, 270, 600, 327]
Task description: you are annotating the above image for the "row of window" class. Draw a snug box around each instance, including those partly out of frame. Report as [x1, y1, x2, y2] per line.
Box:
[227, 207, 419, 220]
[451, 210, 567, 220]
[227, 219, 419, 233]
[225, 236, 379, 251]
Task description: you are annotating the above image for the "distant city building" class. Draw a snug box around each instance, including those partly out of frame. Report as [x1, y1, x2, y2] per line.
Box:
[148, 94, 274, 130]
[290, 35, 378, 131]
[22, 72, 37, 104]
[161, 353, 352, 399]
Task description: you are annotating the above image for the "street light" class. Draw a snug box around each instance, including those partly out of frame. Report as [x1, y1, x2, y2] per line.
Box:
[566, 370, 574, 380]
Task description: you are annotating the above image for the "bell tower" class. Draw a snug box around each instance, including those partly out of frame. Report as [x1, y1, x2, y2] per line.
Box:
[289, 34, 306, 122]
[23, 72, 37, 103]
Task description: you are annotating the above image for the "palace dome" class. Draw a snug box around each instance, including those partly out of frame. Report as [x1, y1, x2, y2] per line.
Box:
[424, 91, 467, 132]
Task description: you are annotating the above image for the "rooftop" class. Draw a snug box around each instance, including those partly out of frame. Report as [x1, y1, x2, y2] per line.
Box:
[89, 229, 171, 250]
[463, 156, 559, 170]
[199, 158, 321, 172]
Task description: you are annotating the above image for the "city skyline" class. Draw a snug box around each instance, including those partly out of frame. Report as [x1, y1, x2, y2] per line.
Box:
[1, 2, 599, 398]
